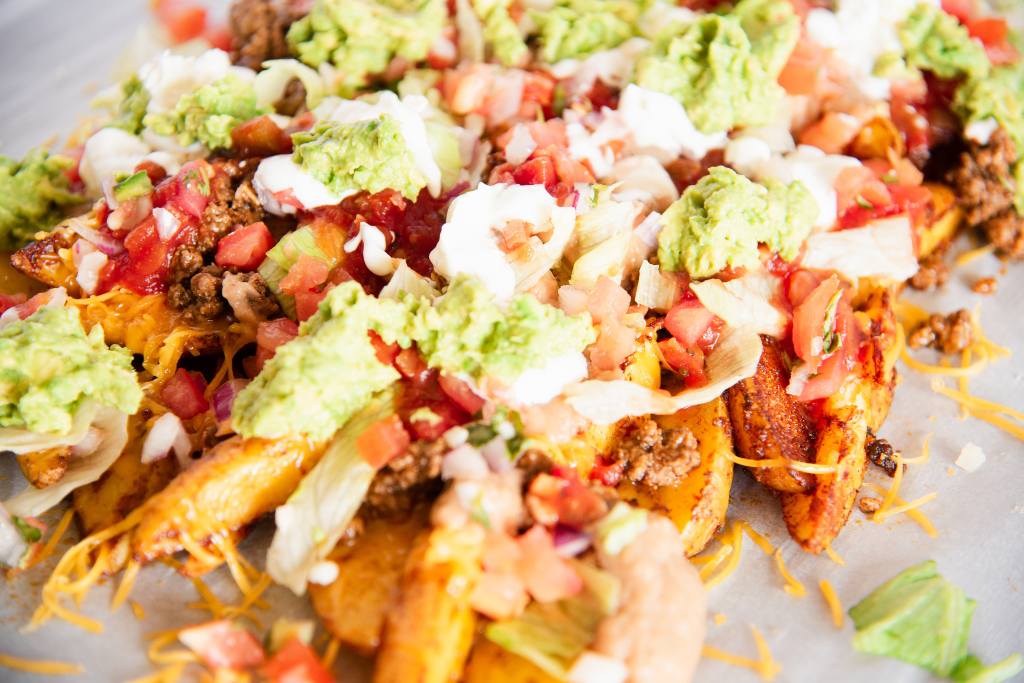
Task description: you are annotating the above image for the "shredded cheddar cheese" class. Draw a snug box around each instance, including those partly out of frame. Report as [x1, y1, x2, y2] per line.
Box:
[932, 382, 1024, 422]
[736, 520, 775, 556]
[954, 243, 995, 267]
[866, 482, 939, 537]
[823, 544, 845, 567]
[773, 550, 807, 597]
[703, 627, 780, 682]
[818, 580, 844, 628]
[873, 451, 905, 523]
[0, 653, 83, 676]
[146, 628, 198, 667]
[130, 600, 146, 621]
[900, 435, 932, 465]
[25, 508, 75, 570]
[127, 663, 187, 683]
[725, 451, 838, 475]
[704, 522, 744, 589]
[713, 613, 728, 626]
[322, 637, 342, 670]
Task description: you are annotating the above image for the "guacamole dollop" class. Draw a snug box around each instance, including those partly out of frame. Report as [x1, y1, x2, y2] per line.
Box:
[231, 282, 408, 441]
[657, 166, 815, 279]
[0, 149, 81, 251]
[730, 0, 801, 78]
[410, 276, 596, 383]
[954, 63, 1024, 153]
[145, 75, 267, 150]
[474, 0, 530, 67]
[288, 0, 448, 95]
[110, 75, 150, 136]
[233, 276, 596, 440]
[0, 306, 141, 434]
[635, 13, 786, 133]
[900, 4, 991, 81]
[292, 116, 427, 200]
[533, 0, 640, 64]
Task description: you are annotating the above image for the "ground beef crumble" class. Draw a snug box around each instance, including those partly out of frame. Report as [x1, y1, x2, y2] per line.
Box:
[229, 0, 292, 70]
[608, 417, 700, 492]
[865, 431, 898, 478]
[362, 440, 445, 519]
[948, 129, 1024, 259]
[907, 309, 973, 355]
[167, 159, 266, 322]
[909, 249, 951, 290]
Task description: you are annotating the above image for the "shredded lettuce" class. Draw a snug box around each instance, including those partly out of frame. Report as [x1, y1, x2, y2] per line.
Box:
[3, 406, 130, 518]
[850, 561, 1022, 682]
[257, 225, 334, 319]
[266, 389, 397, 593]
[486, 562, 620, 678]
[593, 502, 648, 556]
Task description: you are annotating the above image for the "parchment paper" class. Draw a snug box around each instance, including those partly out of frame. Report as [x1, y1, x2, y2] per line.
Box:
[1, 1, 1021, 680]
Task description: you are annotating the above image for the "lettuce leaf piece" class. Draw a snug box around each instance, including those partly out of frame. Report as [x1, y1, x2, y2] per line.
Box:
[266, 388, 397, 593]
[257, 225, 334, 319]
[485, 563, 620, 678]
[3, 406, 129, 518]
[849, 561, 1021, 681]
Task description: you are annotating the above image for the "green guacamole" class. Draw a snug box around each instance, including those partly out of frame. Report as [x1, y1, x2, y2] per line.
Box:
[0, 149, 81, 251]
[110, 75, 150, 136]
[900, 4, 991, 81]
[292, 116, 427, 200]
[474, 0, 530, 67]
[635, 12, 786, 133]
[657, 166, 816, 278]
[288, 0, 448, 95]
[0, 306, 141, 435]
[730, 0, 801, 78]
[232, 276, 596, 440]
[533, 0, 641, 64]
[144, 75, 267, 150]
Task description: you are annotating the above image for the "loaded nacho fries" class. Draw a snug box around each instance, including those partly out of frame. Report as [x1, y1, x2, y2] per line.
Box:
[1, 0, 1022, 680]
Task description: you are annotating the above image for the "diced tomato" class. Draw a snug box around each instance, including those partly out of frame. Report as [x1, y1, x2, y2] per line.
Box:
[658, 338, 707, 387]
[838, 182, 932, 229]
[588, 457, 624, 487]
[515, 526, 583, 603]
[357, 415, 411, 469]
[103, 216, 171, 294]
[231, 116, 294, 158]
[796, 351, 847, 402]
[0, 293, 27, 315]
[798, 112, 861, 154]
[204, 24, 233, 53]
[521, 70, 556, 119]
[471, 570, 530, 621]
[216, 222, 274, 271]
[779, 37, 825, 96]
[154, 0, 208, 45]
[511, 155, 558, 189]
[526, 472, 607, 529]
[664, 300, 715, 348]
[834, 166, 892, 217]
[134, 159, 168, 185]
[967, 17, 1019, 65]
[263, 637, 335, 683]
[279, 255, 330, 298]
[438, 374, 485, 414]
[941, 0, 975, 22]
[165, 160, 216, 219]
[394, 348, 428, 379]
[792, 275, 840, 362]
[369, 331, 400, 366]
[178, 620, 265, 671]
[786, 269, 822, 307]
[399, 368, 471, 441]
[257, 318, 300, 352]
[293, 288, 330, 322]
[161, 368, 210, 419]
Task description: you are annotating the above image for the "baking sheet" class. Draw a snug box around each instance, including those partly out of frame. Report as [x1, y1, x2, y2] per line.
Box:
[0, 1, 1022, 680]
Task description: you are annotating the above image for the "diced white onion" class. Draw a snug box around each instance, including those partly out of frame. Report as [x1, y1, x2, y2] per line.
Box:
[75, 251, 109, 296]
[153, 207, 181, 241]
[442, 444, 490, 481]
[505, 124, 537, 165]
[141, 412, 192, 465]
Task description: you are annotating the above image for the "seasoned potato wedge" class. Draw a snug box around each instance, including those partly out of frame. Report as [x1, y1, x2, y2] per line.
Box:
[725, 336, 817, 493]
[73, 417, 177, 534]
[16, 446, 71, 490]
[618, 398, 735, 557]
[918, 183, 963, 260]
[780, 381, 869, 554]
[309, 510, 429, 654]
[130, 435, 325, 564]
[781, 286, 899, 553]
[373, 525, 483, 683]
[9, 228, 79, 292]
[0, 251, 45, 296]
[463, 639, 560, 683]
